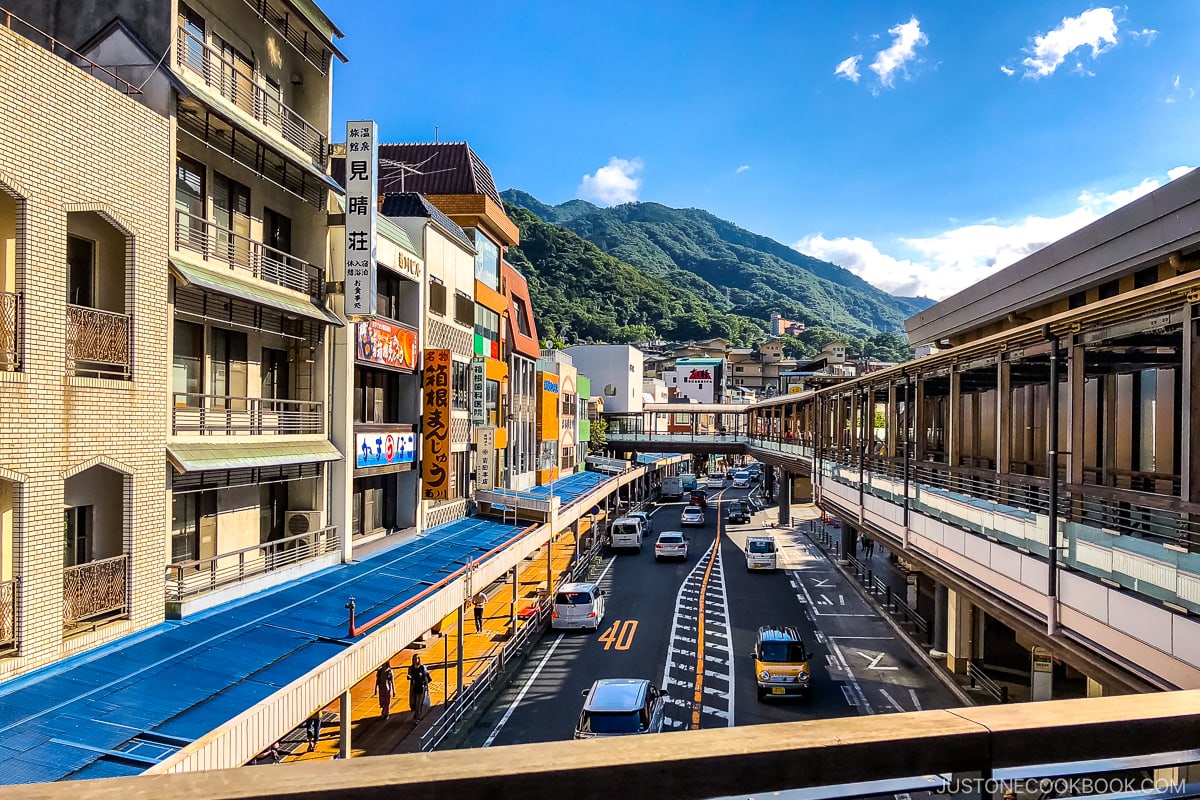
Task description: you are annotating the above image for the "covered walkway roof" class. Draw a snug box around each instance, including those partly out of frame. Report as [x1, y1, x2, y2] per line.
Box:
[0, 473, 617, 784]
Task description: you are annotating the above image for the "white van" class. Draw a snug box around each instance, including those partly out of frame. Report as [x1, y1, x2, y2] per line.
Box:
[610, 517, 644, 552]
[659, 475, 683, 500]
[732, 470, 751, 488]
[745, 535, 778, 572]
[552, 582, 606, 631]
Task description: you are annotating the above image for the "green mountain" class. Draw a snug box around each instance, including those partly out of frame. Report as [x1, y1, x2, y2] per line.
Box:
[502, 189, 933, 339]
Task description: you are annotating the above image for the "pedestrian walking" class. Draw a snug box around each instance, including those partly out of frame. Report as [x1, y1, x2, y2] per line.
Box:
[372, 662, 395, 721]
[472, 590, 487, 633]
[865, 537, 875, 558]
[407, 654, 432, 722]
[304, 711, 323, 752]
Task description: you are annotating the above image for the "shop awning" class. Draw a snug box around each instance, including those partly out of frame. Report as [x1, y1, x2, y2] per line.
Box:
[167, 440, 343, 473]
[170, 256, 343, 326]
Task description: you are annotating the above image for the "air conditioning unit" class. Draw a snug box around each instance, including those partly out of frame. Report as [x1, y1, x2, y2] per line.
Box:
[285, 511, 326, 550]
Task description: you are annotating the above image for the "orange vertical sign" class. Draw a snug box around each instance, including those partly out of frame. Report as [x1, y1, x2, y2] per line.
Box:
[422, 349, 452, 500]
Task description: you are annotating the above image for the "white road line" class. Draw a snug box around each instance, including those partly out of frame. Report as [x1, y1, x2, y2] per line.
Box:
[879, 688, 905, 712]
[713, 537, 735, 727]
[483, 554, 619, 747]
[841, 685, 857, 706]
[827, 637, 875, 715]
[909, 689, 922, 711]
[839, 594, 846, 606]
[660, 539, 716, 690]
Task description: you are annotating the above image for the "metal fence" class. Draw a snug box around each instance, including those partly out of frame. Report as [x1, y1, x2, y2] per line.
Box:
[166, 527, 338, 603]
[174, 210, 324, 297]
[0, 290, 19, 370]
[65, 304, 131, 379]
[172, 392, 324, 435]
[63, 554, 128, 626]
[0, 578, 14, 649]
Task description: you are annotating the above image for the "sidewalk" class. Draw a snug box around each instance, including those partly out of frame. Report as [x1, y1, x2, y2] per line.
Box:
[279, 516, 601, 762]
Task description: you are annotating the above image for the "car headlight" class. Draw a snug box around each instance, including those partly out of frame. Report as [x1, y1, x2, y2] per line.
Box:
[797, 670, 809, 682]
[759, 670, 771, 681]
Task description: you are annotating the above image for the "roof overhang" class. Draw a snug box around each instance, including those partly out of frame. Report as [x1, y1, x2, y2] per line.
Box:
[425, 194, 520, 246]
[170, 256, 343, 327]
[167, 440, 342, 473]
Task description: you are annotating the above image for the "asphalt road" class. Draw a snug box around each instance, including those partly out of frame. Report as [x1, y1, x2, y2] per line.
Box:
[465, 481, 960, 748]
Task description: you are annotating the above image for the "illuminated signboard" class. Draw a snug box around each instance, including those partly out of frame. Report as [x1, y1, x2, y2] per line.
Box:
[355, 430, 416, 469]
[356, 319, 418, 372]
[421, 349, 451, 500]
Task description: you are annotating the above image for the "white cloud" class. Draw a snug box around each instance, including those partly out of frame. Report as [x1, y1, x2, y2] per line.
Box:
[835, 55, 862, 83]
[1000, 65, 1015, 76]
[1129, 27, 1158, 43]
[736, 165, 751, 174]
[1020, 7, 1118, 78]
[869, 17, 928, 88]
[577, 157, 643, 205]
[792, 169, 1190, 301]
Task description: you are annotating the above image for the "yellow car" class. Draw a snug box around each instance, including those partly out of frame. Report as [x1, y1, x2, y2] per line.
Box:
[752, 626, 812, 700]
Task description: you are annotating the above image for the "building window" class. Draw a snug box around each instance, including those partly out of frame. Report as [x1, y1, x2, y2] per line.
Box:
[67, 235, 95, 307]
[210, 328, 248, 405]
[377, 268, 402, 320]
[486, 378, 501, 426]
[469, 229, 501, 291]
[511, 295, 533, 337]
[172, 320, 203, 402]
[429, 279, 446, 316]
[170, 490, 215, 564]
[474, 306, 500, 359]
[452, 451, 470, 498]
[454, 292, 474, 327]
[452, 360, 469, 409]
[261, 347, 290, 400]
[354, 368, 398, 423]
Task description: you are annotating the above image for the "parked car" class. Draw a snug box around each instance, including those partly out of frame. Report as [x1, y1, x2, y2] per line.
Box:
[627, 510, 652, 535]
[680, 506, 705, 527]
[654, 531, 688, 561]
[575, 679, 667, 739]
[726, 501, 750, 524]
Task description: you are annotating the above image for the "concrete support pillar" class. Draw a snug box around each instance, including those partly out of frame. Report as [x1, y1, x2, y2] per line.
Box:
[777, 471, 791, 526]
[948, 370, 962, 469]
[456, 605, 464, 698]
[840, 524, 856, 561]
[996, 359, 1011, 479]
[886, 382, 898, 458]
[338, 690, 352, 758]
[914, 379, 928, 462]
[1086, 676, 1104, 698]
[933, 583, 949, 654]
[945, 588, 973, 673]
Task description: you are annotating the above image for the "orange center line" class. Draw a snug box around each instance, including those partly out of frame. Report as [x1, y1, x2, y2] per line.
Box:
[692, 489, 722, 729]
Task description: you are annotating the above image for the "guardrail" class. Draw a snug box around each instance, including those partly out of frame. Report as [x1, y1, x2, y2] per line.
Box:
[968, 659, 1010, 703]
[165, 527, 338, 602]
[172, 392, 324, 435]
[174, 210, 324, 297]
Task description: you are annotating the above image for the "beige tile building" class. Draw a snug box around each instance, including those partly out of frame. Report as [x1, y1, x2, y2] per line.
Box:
[0, 18, 171, 676]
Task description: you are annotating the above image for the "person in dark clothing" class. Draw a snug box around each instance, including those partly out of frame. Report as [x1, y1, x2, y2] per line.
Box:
[373, 662, 395, 721]
[472, 591, 487, 633]
[304, 711, 323, 752]
[407, 654, 432, 722]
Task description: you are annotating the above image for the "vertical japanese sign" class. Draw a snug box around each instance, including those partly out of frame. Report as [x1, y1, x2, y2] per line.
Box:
[422, 349, 451, 500]
[344, 120, 378, 320]
[470, 355, 487, 427]
[475, 426, 496, 492]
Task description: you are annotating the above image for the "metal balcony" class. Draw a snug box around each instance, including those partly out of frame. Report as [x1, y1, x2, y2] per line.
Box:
[0, 291, 19, 370]
[165, 526, 338, 602]
[0, 579, 13, 650]
[63, 554, 128, 627]
[66, 304, 131, 379]
[175, 210, 324, 297]
[176, 26, 327, 166]
[172, 393, 324, 436]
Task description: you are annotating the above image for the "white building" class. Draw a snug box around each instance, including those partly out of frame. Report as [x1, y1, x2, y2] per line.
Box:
[565, 344, 644, 414]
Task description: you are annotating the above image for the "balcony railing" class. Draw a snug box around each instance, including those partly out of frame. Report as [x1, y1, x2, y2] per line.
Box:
[2, 5, 142, 94]
[165, 526, 338, 602]
[0, 290, 19, 370]
[0, 579, 13, 649]
[63, 554, 128, 626]
[176, 26, 327, 166]
[175, 210, 324, 297]
[66, 304, 131, 379]
[172, 393, 323, 435]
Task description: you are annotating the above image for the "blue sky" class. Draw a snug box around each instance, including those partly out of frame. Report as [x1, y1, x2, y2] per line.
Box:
[332, 2, 1200, 301]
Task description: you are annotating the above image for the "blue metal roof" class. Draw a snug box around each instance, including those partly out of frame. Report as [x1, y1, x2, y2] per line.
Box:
[0, 497, 617, 784]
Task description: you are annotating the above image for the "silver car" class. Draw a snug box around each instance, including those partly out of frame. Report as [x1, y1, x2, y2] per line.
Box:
[575, 678, 667, 739]
[627, 510, 652, 535]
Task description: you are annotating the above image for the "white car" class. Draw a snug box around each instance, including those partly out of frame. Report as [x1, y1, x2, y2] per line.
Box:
[627, 511, 652, 535]
[680, 506, 705, 527]
[654, 531, 688, 561]
[705, 475, 725, 489]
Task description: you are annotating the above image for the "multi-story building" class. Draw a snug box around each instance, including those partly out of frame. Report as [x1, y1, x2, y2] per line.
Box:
[502, 261, 540, 490]
[381, 193, 477, 528]
[0, 11, 171, 675]
[537, 349, 577, 480]
[329, 200, 423, 554]
[566, 344, 645, 415]
[576, 375, 591, 466]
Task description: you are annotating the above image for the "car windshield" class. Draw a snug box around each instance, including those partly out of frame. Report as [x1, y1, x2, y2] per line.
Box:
[759, 641, 807, 662]
[613, 523, 638, 536]
[581, 711, 643, 734]
[748, 540, 775, 554]
[728, 503, 743, 512]
[659, 535, 683, 544]
[556, 592, 593, 605]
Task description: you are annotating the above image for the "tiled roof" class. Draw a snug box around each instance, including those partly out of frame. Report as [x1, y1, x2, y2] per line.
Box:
[372, 142, 503, 206]
[380, 193, 476, 254]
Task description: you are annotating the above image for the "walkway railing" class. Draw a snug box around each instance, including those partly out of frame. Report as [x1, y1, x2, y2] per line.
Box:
[968, 659, 1010, 704]
[166, 526, 339, 602]
[0, 578, 13, 649]
[172, 392, 324, 435]
[66, 305, 131, 379]
[63, 554, 128, 626]
[0, 290, 19, 370]
[176, 26, 327, 165]
[175, 210, 324, 297]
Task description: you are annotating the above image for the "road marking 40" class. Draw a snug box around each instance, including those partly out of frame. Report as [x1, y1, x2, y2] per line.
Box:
[598, 619, 638, 651]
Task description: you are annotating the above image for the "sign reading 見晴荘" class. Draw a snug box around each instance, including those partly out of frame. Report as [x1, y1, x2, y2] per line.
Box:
[344, 120, 378, 320]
